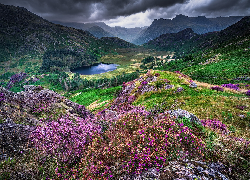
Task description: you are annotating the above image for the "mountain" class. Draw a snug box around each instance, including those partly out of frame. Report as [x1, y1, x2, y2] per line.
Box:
[100, 37, 137, 49]
[96, 25, 148, 43]
[143, 16, 250, 85]
[0, 3, 135, 73]
[52, 21, 115, 38]
[53, 21, 148, 43]
[133, 14, 243, 45]
[86, 26, 114, 38]
[145, 16, 250, 55]
[145, 28, 197, 50]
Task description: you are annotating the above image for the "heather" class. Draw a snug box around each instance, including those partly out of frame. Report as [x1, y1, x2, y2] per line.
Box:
[79, 110, 205, 179]
[1, 7, 250, 179]
[1, 69, 250, 179]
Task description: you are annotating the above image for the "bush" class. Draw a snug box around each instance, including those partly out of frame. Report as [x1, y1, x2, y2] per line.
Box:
[246, 90, 250, 96]
[221, 83, 240, 90]
[78, 110, 205, 179]
[210, 86, 224, 92]
[30, 114, 101, 164]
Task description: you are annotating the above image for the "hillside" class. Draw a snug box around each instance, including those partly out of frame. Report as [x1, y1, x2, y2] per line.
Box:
[86, 26, 114, 38]
[0, 3, 250, 180]
[52, 21, 115, 38]
[0, 70, 249, 179]
[133, 14, 243, 45]
[143, 16, 250, 85]
[0, 3, 136, 74]
[146, 16, 250, 53]
[145, 28, 198, 49]
[53, 21, 148, 43]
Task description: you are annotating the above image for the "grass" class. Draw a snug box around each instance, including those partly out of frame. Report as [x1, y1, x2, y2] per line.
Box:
[1, 48, 250, 179]
[64, 86, 122, 111]
[133, 70, 250, 139]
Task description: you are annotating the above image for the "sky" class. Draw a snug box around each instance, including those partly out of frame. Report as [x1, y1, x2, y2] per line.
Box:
[0, 0, 249, 28]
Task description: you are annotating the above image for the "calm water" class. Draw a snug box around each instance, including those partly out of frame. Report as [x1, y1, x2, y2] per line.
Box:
[71, 63, 119, 75]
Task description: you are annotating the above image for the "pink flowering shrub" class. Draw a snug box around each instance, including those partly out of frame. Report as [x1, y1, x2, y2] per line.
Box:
[246, 89, 250, 96]
[0, 92, 4, 102]
[221, 83, 240, 91]
[30, 114, 101, 164]
[210, 86, 224, 92]
[78, 111, 205, 179]
[6, 72, 27, 89]
[200, 119, 228, 134]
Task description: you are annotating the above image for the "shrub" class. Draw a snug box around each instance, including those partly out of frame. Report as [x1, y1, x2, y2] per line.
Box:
[200, 119, 228, 134]
[78, 110, 205, 179]
[30, 114, 101, 164]
[0, 92, 4, 101]
[246, 90, 250, 96]
[210, 86, 224, 92]
[154, 73, 160, 77]
[6, 72, 27, 89]
[221, 83, 240, 90]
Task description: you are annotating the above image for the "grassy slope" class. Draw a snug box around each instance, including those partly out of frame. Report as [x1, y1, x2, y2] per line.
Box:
[58, 70, 250, 179]
[143, 16, 250, 85]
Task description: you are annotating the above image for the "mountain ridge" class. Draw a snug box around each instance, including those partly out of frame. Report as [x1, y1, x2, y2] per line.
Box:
[145, 16, 250, 55]
[0, 3, 136, 73]
[133, 14, 244, 45]
[52, 20, 148, 43]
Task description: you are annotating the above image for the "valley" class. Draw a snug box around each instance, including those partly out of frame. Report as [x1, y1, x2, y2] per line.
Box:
[0, 3, 250, 180]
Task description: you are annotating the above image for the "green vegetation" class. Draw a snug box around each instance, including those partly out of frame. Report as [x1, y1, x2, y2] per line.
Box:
[0, 5, 250, 179]
[65, 86, 122, 111]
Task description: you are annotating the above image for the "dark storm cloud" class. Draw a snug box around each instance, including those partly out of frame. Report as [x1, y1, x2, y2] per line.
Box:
[0, 0, 249, 27]
[100, 0, 186, 18]
[0, 0, 187, 22]
[198, 0, 250, 14]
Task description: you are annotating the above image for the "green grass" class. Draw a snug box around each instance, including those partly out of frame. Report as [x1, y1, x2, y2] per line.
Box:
[65, 86, 122, 110]
[132, 70, 250, 139]
[182, 50, 250, 84]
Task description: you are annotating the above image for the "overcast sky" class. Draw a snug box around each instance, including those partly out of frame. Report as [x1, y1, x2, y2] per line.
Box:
[0, 0, 249, 28]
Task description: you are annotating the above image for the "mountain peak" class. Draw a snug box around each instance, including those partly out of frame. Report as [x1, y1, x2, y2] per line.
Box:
[177, 28, 195, 35]
[173, 14, 189, 20]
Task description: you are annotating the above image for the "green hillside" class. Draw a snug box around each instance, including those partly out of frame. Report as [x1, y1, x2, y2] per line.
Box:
[0, 3, 250, 180]
[0, 3, 137, 75]
[143, 16, 250, 85]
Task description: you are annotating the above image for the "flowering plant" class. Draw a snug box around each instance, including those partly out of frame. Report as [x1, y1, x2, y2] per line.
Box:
[221, 83, 240, 90]
[200, 119, 228, 134]
[210, 86, 224, 92]
[246, 89, 250, 96]
[6, 72, 27, 89]
[0, 92, 4, 102]
[79, 111, 205, 179]
[30, 114, 101, 164]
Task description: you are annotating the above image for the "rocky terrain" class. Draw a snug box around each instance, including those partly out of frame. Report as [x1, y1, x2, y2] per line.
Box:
[133, 14, 243, 45]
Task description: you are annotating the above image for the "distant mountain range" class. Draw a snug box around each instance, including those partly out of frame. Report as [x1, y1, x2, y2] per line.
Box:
[133, 14, 243, 45]
[0, 3, 248, 75]
[52, 21, 148, 42]
[54, 15, 243, 45]
[144, 16, 250, 56]
[0, 3, 136, 73]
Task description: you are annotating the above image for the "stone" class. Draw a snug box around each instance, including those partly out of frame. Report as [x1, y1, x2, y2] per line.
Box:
[23, 85, 43, 92]
[166, 109, 202, 125]
[189, 82, 197, 88]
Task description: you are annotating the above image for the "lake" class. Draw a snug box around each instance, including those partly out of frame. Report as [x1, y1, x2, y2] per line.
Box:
[71, 63, 119, 75]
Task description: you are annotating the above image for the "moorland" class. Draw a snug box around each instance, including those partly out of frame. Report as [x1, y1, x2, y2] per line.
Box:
[0, 3, 250, 180]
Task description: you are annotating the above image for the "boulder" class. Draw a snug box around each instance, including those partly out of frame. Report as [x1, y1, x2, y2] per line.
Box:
[166, 108, 201, 125]
[189, 82, 197, 88]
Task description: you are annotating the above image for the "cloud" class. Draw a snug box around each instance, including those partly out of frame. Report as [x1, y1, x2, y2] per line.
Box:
[199, 0, 250, 12]
[104, 10, 153, 28]
[0, 0, 187, 22]
[0, 0, 249, 27]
